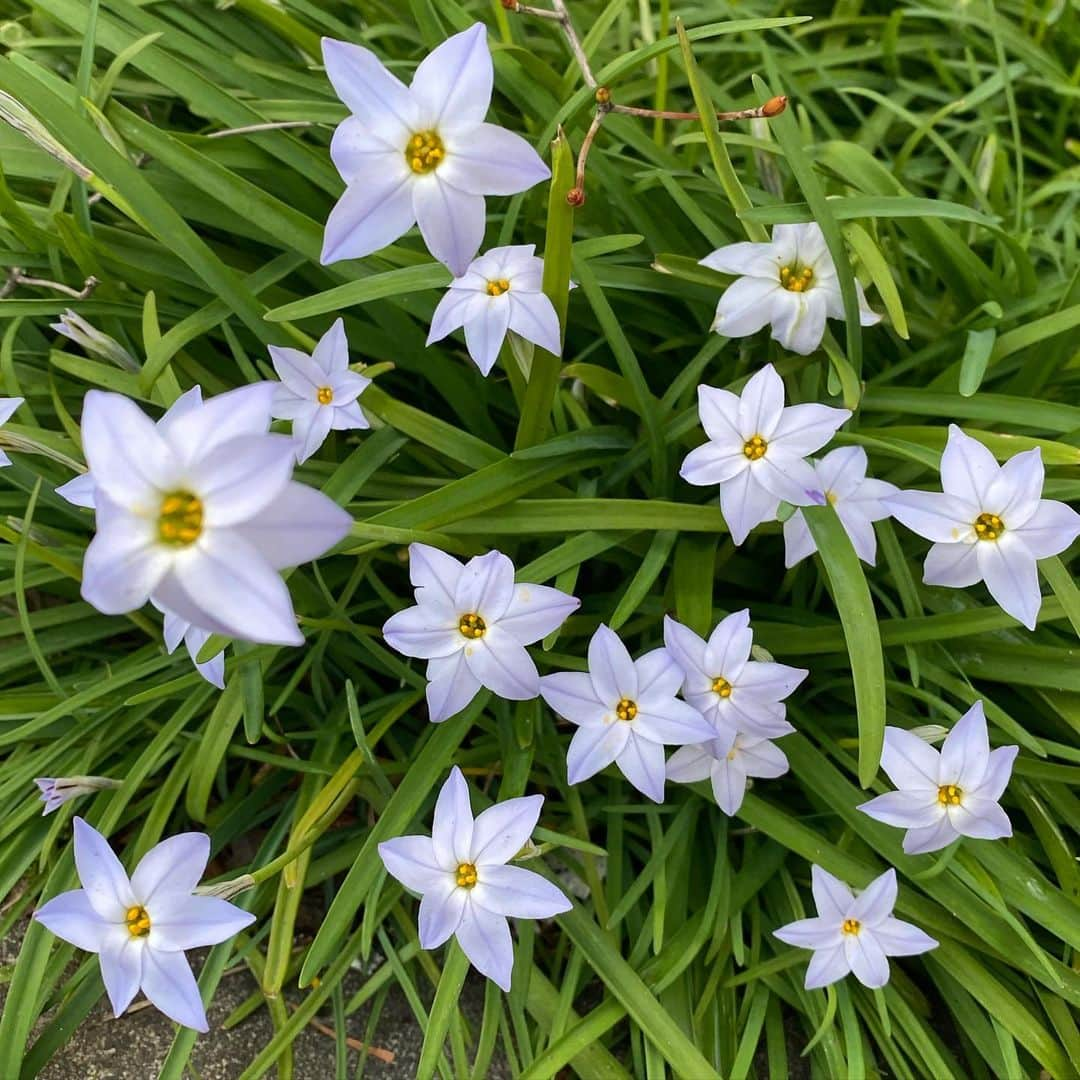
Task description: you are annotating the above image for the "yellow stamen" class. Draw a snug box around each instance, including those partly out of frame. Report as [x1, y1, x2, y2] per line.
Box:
[317, 386, 334, 405]
[779, 264, 814, 293]
[456, 862, 478, 888]
[615, 697, 638, 722]
[158, 490, 203, 547]
[937, 784, 962, 806]
[459, 612, 487, 639]
[712, 676, 733, 698]
[406, 130, 445, 174]
[742, 435, 767, 460]
[486, 278, 511, 297]
[973, 512, 1004, 541]
[841, 918, 861, 936]
[125, 904, 151, 938]
[826, 490, 839, 506]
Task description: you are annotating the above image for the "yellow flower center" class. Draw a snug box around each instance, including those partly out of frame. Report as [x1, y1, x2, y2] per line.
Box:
[615, 697, 638, 722]
[780, 265, 814, 293]
[158, 490, 203, 547]
[841, 918, 861, 936]
[937, 783, 962, 806]
[125, 904, 151, 938]
[459, 612, 487, 639]
[711, 676, 733, 698]
[317, 385, 334, 405]
[486, 278, 511, 297]
[742, 435, 767, 460]
[726, 748, 738, 761]
[456, 862, 478, 888]
[973, 512, 1004, 541]
[406, 130, 445, 174]
[826, 491, 839, 506]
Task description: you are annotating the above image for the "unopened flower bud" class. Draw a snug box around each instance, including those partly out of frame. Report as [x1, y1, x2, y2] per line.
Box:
[34, 775, 121, 815]
[595, 86, 611, 106]
[51, 309, 139, 373]
[194, 874, 255, 901]
[910, 724, 949, 745]
[566, 187, 585, 207]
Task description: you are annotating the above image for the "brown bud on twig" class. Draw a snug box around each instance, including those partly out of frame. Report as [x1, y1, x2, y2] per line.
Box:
[566, 187, 585, 206]
[595, 86, 611, 106]
[762, 95, 788, 117]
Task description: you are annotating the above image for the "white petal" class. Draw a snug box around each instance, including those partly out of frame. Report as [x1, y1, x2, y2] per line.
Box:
[0, 395, 23, 425]
[737, 737, 789, 779]
[271, 388, 313, 423]
[811, 865, 853, 922]
[902, 815, 959, 855]
[472, 864, 571, 918]
[879, 726, 941, 792]
[56, 472, 96, 508]
[634, 647, 685, 705]
[697, 384, 744, 445]
[737, 364, 785, 439]
[383, 605, 461, 659]
[470, 795, 543, 866]
[154, 386, 204, 436]
[976, 536, 1041, 630]
[140, 946, 208, 1031]
[322, 174, 415, 265]
[724, 697, 794, 740]
[700, 241, 778, 277]
[710, 758, 748, 815]
[815, 446, 868, 499]
[293, 407, 335, 464]
[940, 425, 998, 505]
[378, 836, 447, 893]
[161, 384, 275, 464]
[73, 818, 135, 920]
[679, 438, 750, 487]
[887, 491, 976, 544]
[411, 24, 491, 128]
[713, 276, 782, 338]
[463, 630, 539, 700]
[770, 403, 852, 458]
[454, 900, 513, 991]
[858, 791, 942, 830]
[835, 504, 879, 565]
[753, 451, 822, 507]
[413, 177, 485, 277]
[497, 583, 578, 644]
[976, 745, 1018, 802]
[419, 879, 468, 948]
[152, 572, 237, 640]
[939, 701, 989, 789]
[426, 650, 481, 723]
[432, 767, 474, 868]
[235, 481, 352, 570]
[410, 542, 464, 609]
[773, 916, 842, 950]
[783, 511, 816, 567]
[666, 743, 715, 783]
[330, 398, 369, 430]
[982, 447, 1042, 525]
[735, 661, 807, 701]
[131, 833, 209, 903]
[443, 123, 550, 196]
[193, 435, 295, 527]
[634, 699, 714, 746]
[329, 116, 403, 183]
[704, 609, 753, 680]
[770, 289, 828, 355]
[845, 931, 890, 988]
[566, 723, 628, 784]
[662, 616, 708, 682]
[100, 933, 143, 1017]
[719, 468, 781, 546]
[428, 289, 477, 345]
[34, 890, 112, 952]
[949, 798, 1012, 841]
[923, 541, 981, 588]
[81, 514, 169, 615]
[321, 37, 416, 137]
[457, 550, 515, 621]
[539, 671, 607, 726]
[616, 733, 667, 803]
[507, 291, 562, 356]
[463, 300, 510, 376]
[872, 917, 938, 957]
[188, 629, 226, 690]
[1013, 499, 1080, 559]
[588, 624, 637, 702]
[269, 345, 324, 398]
[803, 945, 850, 990]
[848, 869, 896, 926]
[150, 894, 255, 951]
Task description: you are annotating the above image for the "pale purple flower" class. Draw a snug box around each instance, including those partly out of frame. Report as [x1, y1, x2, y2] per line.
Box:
[679, 364, 851, 544]
[34, 817, 254, 1031]
[782, 446, 897, 567]
[538, 625, 716, 803]
[34, 776, 121, 815]
[666, 729, 788, 815]
[885, 426, 1080, 630]
[378, 767, 570, 991]
[701, 223, 880, 355]
[0, 396, 24, 467]
[321, 25, 550, 275]
[383, 543, 578, 722]
[858, 701, 1017, 855]
[774, 866, 936, 989]
[427, 245, 562, 375]
[663, 613, 807, 740]
[269, 318, 370, 463]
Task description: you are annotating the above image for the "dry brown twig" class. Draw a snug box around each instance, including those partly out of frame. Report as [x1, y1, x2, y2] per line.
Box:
[0, 267, 99, 300]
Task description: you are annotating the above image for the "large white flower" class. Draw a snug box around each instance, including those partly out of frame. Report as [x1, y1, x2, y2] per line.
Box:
[885, 425, 1080, 630]
[270, 318, 370, 463]
[427, 245, 562, 375]
[774, 866, 937, 990]
[0, 396, 24, 466]
[667, 729, 788, 815]
[783, 446, 898, 567]
[34, 818, 254, 1031]
[679, 364, 851, 544]
[321, 25, 550, 275]
[662, 613, 807, 740]
[379, 767, 571, 991]
[858, 701, 1018, 855]
[538, 625, 716, 803]
[75, 385, 352, 646]
[701, 223, 881, 355]
[382, 543, 579, 722]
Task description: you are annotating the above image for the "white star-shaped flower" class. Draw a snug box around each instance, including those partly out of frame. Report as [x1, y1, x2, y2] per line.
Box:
[783, 446, 898, 567]
[379, 767, 571, 991]
[701, 223, 881, 355]
[666, 729, 788, 815]
[269, 318, 370, 463]
[382, 543, 579, 722]
[680, 364, 851, 544]
[34, 818, 254, 1031]
[427, 245, 562, 375]
[885, 425, 1080, 630]
[774, 866, 937, 989]
[75, 385, 352, 646]
[662, 613, 807, 739]
[858, 701, 1018, 855]
[538, 624, 716, 803]
[0, 396, 24, 466]
[321, 24, 550, 275]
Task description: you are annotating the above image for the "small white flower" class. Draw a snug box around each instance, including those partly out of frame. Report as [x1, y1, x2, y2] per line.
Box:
[34, 817, 255, 1031]
[783, 446, 898, 567]
[75, 385, 352, 646]
[378, 767, 571, 991]
[270, 318, 370, 463]
[33, 776, 121, 815]
[321, 25, 550, 275]
[538, 625, 716, 803]
[774, 866, 937, 989]
[382, 543, 578, 722]
[427, 245, 562, 375]
[858, 701, 1017, 855]
[701, 223, 881, 355]
[666, 729, 788, 815]
[663, 613, 807, 739]
[0, 396, 24, 467]
[679, 364, 851, 544]
[885, 425, 1080, 630]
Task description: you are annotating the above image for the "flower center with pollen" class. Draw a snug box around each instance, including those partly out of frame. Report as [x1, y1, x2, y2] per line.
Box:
[125, 904, 151, 938]
[973, 512, 1004, 541]
[742, 435, 767, 460]
[712, 676, 733, 698]
[486, 278, 511, 297]
[459, 613, 487, 639]
[456, 862, 478, 888]
[938, 784, 962, 806]
[158, 490, 203, 547]
[841, 918, 861, 936]
[779, 265, 814, 293]
[317, 386, 334, 405]
[615, 698, 638, 722]
[406, 130, 445, 174]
